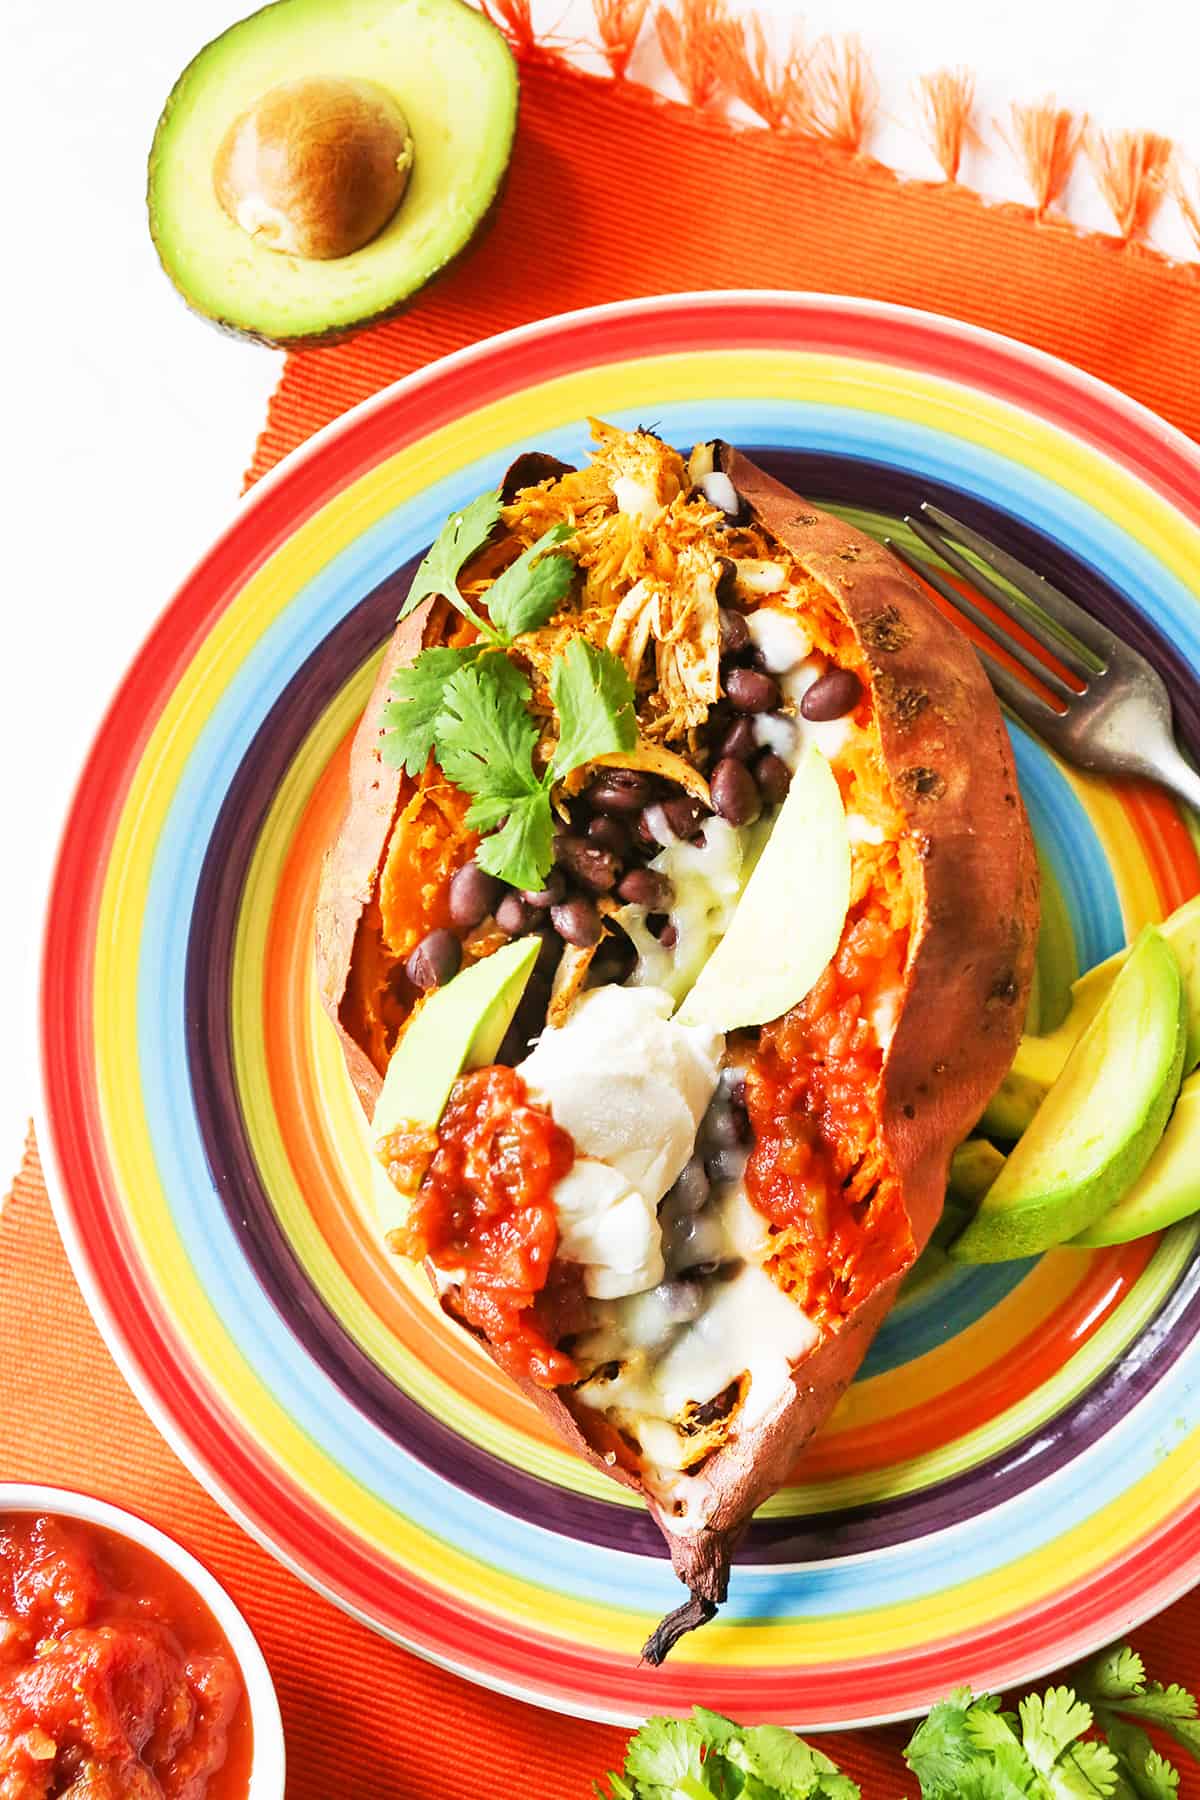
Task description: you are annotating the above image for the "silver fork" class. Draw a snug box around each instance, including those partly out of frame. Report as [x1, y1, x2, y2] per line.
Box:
[884, 504, 1200, 815]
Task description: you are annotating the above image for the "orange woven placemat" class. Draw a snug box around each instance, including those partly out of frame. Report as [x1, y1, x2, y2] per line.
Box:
[12, 46, 1200, 1800]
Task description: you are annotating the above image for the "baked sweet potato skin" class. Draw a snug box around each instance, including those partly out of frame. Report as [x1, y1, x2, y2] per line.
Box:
[315, 601, 433, 1119]
[719, 444, 1040, 1252]
[314, 446, 1039, 1657]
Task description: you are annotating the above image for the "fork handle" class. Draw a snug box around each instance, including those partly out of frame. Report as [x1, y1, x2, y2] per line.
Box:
[1148, 746, 1200, 818]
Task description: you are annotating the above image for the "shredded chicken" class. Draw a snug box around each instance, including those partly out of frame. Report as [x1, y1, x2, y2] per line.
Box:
[500, 422, 726, 744]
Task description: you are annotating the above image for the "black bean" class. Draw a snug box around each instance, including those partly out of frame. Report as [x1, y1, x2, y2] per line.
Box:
[551, 897, 603, 948]
[670, 1155, 711, 1216]
[586, 815, 630, 857]
[495, 892, 533, 936]
[721, 1069, 748, 1109]
[664, 1212, 726, 1274]
[617, 867, 673, 909]
[718, 606, 750, 656]
[659, 922, 679, 949]
[522, 869, 565, 909]
[588, 769, 653, 815]
[706, 1101, 749, 1147]
[800, 667, 862, 722]
[755, 750, 792, 806]
[710, 757, 762, 826]
[448, 860, 501, 930]
[644, 794, 707, 845]
[653, 1278, 705, 1324]
[725, 667, 780, 713]
[405, 927, 462, 991]
[718, 716, 758, 762]
[557, 835, 618, 893]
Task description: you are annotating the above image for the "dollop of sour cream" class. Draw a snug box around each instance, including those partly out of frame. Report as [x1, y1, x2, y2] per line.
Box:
[518, 987, 724, 1299]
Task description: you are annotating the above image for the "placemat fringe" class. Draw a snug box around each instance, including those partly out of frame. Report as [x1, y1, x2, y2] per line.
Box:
[471, 0, 1199, 256]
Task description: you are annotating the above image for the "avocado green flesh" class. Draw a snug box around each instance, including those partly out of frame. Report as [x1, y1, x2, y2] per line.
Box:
[947, 1138, 1005, 1205]
[1072, 1072, 1200, 1246]
[950, 928, 1186, 1263]
[980, 894, 1200, 1140]
[677, 744, 851, 1032]
[148, 0, 518, 342]
[371, 935, 539, 1234]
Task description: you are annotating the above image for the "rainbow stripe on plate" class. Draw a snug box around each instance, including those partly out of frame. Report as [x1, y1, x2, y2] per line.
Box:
[39, 293, 1200, 1728]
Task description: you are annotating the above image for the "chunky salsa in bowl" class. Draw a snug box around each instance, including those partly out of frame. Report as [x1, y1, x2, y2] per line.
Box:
[0, 1488, 284, 1800]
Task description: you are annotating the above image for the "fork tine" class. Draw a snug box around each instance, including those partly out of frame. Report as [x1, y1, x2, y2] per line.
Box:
[973, 646, 1065, 733]
[885, 537, 1078, 703]
[918, 504, 1118, 669]
[904, 513, 1096, 685]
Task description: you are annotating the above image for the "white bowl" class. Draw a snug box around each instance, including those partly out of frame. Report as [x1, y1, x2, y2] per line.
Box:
[0, 1484, 286, 1797]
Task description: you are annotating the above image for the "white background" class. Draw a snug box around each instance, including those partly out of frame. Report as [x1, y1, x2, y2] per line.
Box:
[4, 0, 1199, 1187]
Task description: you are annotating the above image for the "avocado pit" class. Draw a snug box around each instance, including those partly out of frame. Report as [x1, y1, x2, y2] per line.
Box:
[213, 75, 413, 261]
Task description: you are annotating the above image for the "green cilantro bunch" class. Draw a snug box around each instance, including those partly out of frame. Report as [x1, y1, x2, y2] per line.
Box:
[598, 1648, 1200, 1799]
[378, 487, 637, 893]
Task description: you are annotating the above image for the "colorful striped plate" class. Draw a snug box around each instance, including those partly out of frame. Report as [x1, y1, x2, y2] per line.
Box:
[39, 294, 1200, 1729]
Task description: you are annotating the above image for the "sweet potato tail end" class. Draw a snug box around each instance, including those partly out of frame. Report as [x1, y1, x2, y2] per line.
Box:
[640, 1593, 720, 1665]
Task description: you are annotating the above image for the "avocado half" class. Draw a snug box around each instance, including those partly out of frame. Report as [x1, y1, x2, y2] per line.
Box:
[148, 0, 518, 345]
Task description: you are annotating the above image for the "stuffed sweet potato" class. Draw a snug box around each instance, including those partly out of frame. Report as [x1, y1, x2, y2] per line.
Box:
[315, 425, 1039, 1659]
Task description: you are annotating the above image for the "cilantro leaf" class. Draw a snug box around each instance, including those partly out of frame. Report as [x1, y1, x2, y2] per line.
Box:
[398, 490, 503, 631]
[1085, 1650, 1148, 1704]
[621, 1717, 709, 1799]
[1020, 1689, 1096, 1780]
[730, 1723, 861, 1797]
[434, 656, 541, 802]
[548, 638, 638, 782]
[430, 657, 555, 891]
[905, 1691, 991, 1796]
[472, 791, 555, 893]
[1102, 1717, 1180, 1800]
[1047, 1741, 1118, 1798]
[484, 524, 577, 639]
[1111, 1688, 1199, 1728]
[378, 645, 481, 774]
[689, 1708, 740, 1750]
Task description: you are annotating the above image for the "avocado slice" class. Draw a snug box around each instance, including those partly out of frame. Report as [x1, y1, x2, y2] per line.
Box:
[1071, 1072, 1200, 1246]
[676, 744, 851, 1032]
[950, 927, 1186, 1263]
[148, 0, 517, 344]
[947, 1138, 1006, 1205]
[371, 935, 539, 1233]
[981, 894, 1200, 1140]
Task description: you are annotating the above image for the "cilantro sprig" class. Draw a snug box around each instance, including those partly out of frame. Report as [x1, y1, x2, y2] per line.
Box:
[597, 1648, 1200, 1800]
[380, 488, 636, 890]
[395, 489, 574, 644]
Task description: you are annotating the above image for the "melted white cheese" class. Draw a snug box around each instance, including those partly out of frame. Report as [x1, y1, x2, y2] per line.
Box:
[871, 985, 902, 1051]
[746, 606, 811, 673]
[551, 1158, 663, 1298]
[518, 987, 722, 1300]
[753, 711, 800, 761]
[846, 813, 887, 846]
[589, 1265, 817, 1460]
[616, 818, 750, 1001]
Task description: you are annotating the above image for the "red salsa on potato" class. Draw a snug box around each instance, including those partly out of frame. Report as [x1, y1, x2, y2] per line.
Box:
[0, 1514, 252, 1800]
